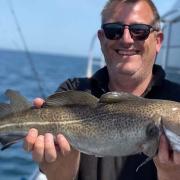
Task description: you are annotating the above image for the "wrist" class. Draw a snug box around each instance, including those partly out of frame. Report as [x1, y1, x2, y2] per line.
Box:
[157, 169, 178, 180]
[156, 164, 180, 180]
[47, 176, 76, 180]
[46, 173, 75, 180]
[41, 164, 77, 180]
[42, 168, 75, 180]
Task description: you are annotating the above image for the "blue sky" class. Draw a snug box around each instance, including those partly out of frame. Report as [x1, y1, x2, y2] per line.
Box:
[0, 0, 177, 57]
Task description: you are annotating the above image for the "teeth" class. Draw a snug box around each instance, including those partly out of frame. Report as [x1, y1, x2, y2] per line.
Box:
[116, 50, 138, 56]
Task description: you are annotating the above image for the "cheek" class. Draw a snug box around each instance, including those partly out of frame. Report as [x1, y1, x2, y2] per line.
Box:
[142, 40, 157, 62]
[101, 41, 115, 57]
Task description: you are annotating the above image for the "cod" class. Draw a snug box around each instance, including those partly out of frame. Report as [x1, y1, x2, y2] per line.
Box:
[0, 89, 180, 161]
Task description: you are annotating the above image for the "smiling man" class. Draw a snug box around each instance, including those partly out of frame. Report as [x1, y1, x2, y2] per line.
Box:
[98, 0, 163, 96]
[24, 0, 180, 180]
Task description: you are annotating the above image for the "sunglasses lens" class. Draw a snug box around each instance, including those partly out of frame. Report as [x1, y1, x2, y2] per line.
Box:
[102, 23, 124, 40]
[130, 24, 151, 40]
[102, 23, 153, 41]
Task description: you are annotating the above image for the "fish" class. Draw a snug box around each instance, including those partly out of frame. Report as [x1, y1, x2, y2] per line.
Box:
[0, 89, 180, 160]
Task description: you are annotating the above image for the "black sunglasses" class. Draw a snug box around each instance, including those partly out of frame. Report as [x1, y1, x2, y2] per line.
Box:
[101, 23, 159, 41]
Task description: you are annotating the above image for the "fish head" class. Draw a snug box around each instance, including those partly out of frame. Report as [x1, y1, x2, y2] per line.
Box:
[140, 121, 160, 157]
[159, 102, 180, 136]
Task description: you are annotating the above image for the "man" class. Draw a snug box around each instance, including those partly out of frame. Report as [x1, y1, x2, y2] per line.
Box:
[24, 0, 180, 179]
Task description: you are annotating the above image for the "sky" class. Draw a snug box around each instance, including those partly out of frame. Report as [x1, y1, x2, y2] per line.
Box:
[0, 0, 178, 57]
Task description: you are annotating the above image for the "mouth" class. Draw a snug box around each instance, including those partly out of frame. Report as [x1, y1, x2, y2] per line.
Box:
[115, 49, 140, 56]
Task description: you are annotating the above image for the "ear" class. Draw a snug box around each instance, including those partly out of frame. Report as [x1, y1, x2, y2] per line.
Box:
[156, 31, 164, 53]
[97, 29, 105, 45]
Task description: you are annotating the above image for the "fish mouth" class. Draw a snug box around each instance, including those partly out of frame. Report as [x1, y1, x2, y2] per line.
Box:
[115, 49, 140, 56]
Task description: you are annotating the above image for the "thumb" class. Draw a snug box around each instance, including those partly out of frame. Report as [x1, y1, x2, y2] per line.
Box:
[33, 98, 45, 108]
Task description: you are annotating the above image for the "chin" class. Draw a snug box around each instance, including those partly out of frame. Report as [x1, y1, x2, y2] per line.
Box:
[116, 63, 141, 75]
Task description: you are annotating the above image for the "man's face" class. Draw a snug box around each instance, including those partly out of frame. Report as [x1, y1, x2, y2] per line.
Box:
[98, 1, 163, 78]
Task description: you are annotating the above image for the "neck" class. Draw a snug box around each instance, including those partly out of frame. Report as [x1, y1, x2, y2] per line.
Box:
[108, 72, 153, 96]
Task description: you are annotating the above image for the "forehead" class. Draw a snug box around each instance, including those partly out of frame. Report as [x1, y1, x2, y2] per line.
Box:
[103, 1, 154, 24]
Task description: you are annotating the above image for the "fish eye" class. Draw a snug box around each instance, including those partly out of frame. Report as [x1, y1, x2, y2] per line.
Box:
[146, 123, 159, 139]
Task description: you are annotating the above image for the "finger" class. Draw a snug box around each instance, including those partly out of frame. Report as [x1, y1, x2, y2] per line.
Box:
[173, 151, 180, 165]
[32, 135, 45, 163]
[23, 128, 38, 152]
[158, 135, 170, 163]
[56, 134, 71, 156]
[44, 133, 57, 163]
[33, 98, 45, 108]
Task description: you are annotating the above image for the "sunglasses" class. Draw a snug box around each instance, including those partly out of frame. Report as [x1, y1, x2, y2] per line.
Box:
[101, 23, 159, 41]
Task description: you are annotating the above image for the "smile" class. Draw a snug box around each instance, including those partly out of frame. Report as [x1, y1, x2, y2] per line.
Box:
[115, 49, 140, 56]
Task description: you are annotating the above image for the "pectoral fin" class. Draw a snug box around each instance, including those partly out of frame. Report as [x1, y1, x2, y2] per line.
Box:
[99, 91, 140, 103]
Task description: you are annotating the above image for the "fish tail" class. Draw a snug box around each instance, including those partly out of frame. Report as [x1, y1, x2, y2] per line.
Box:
[0, 132, 27, 150]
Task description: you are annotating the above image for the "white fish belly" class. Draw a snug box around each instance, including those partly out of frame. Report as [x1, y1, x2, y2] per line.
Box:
[164, 127, 180, 151]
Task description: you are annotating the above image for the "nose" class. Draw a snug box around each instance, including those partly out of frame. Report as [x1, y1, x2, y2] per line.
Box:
[121, 26, 134, 44]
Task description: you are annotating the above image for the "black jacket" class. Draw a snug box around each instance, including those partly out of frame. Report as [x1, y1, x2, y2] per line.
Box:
[57, 65, 180, 180]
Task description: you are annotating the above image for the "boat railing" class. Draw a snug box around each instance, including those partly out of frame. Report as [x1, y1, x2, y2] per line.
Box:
[86, 34, 105, 77]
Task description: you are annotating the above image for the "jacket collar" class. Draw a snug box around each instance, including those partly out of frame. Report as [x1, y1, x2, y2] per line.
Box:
[91, 64, 166, 95]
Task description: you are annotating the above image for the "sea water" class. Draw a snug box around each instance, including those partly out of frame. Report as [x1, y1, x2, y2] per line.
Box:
[0, 49, 89, 180]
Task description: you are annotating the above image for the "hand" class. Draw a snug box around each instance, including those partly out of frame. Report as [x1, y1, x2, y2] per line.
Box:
[23, 98, 80, 180]
[153, 134, 180, 180]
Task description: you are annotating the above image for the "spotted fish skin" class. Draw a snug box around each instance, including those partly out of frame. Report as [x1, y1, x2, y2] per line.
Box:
[0, 89, 179, 158]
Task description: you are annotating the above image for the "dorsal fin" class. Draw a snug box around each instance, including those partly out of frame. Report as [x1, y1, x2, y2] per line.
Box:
[46, 90, 98, 106]
[99, 91, 139, 104]
[5, 89, 31, 112]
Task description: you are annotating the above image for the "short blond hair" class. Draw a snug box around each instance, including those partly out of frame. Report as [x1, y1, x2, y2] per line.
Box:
[101, 0, 161, 30]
